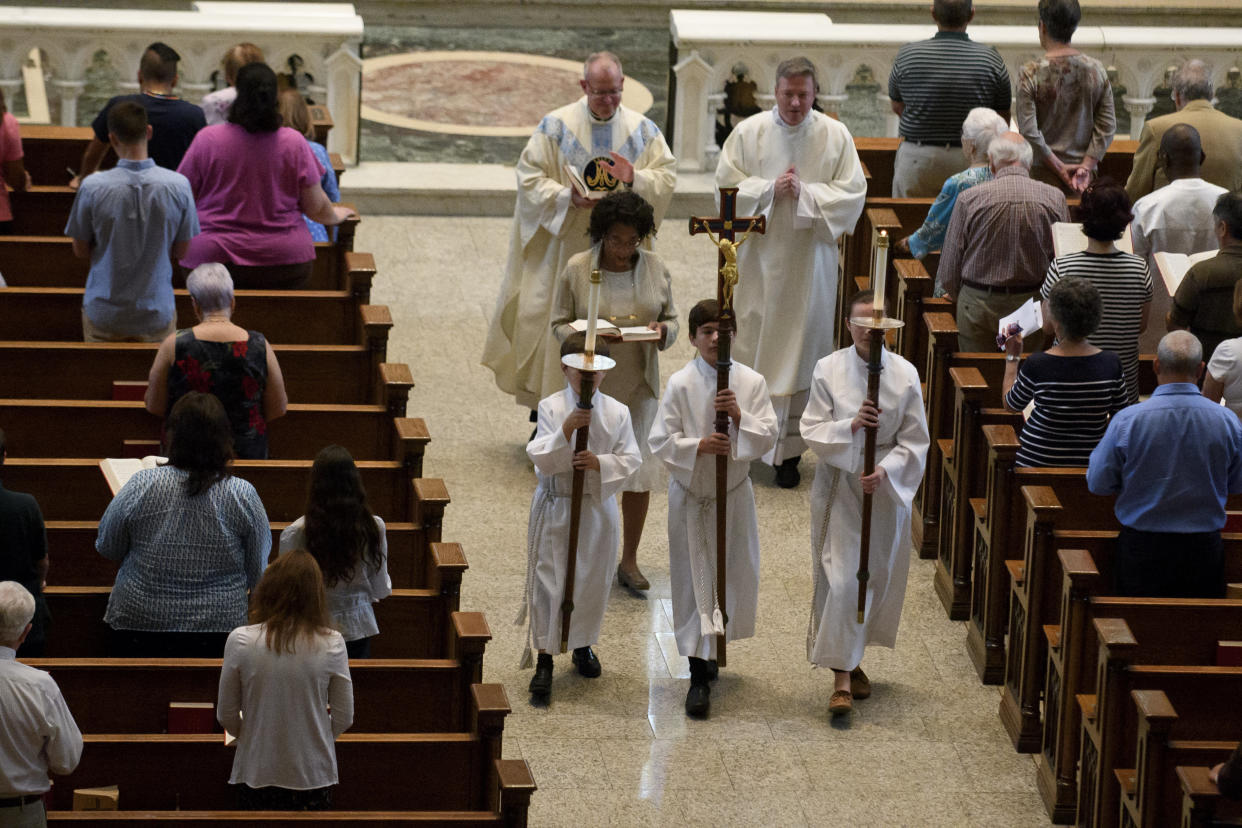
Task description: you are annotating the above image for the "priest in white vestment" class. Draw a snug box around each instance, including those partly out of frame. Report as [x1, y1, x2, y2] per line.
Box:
[800, 291, 929, 715]
[648, 300, 778, 716]
[518, 336, 642, 701]
[715, 56, 867, 489]
[482, 52, 677, 413]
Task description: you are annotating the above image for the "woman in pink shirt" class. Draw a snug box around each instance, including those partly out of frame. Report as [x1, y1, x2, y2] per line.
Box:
[177, 63, 353, 289]
[0, 90, 30, 235]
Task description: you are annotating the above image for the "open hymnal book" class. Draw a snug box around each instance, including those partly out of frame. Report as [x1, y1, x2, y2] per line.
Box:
[1153, 249, 1218, 296]
[99, 455, 166, 496]
[997, 297, 1044, 346]
[568, 318, 661, 342]
[563, 164, 607, 200]
[1051, 222, 1134, 257]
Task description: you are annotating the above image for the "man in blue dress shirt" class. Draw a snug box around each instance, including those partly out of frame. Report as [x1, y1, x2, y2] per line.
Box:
[1088, 330, 1242, 596]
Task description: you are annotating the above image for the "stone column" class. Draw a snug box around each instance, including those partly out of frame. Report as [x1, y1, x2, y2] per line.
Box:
[326, 46, 362, 166]
[50, 79, 87, 127]
[1123, 96, 1155, 138]
[672, 50, 714, 172]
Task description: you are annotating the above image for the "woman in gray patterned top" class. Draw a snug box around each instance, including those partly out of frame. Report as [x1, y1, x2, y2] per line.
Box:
[98, 392, 270, 657]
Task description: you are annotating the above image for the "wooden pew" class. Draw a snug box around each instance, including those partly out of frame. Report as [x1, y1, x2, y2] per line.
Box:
[45, 684, 512, 812]
[0, 342, 396, 405]
[1115, 691, 1235, 828]
[933, 365, 1023, 619]
[41, 587, 466, 661]
[915, 311, 958, 559]
[0, 400, 427, 465]
[894, 257, 950, 377]
[1038, 548, 1242, 823]
[1178, 765, 1242, 828]
[0, 459, 450, 525]
[1078, 619, 1242, 828]
[26, 616, 489, 734]
[0, 233, 373, 301]
[44, 524, 465, 592]
[19, 122, 343, 187]
[0, 287, 391, 347]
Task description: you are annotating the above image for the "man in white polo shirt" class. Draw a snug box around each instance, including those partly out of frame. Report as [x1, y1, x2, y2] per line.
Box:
[0, 581, 82, 827]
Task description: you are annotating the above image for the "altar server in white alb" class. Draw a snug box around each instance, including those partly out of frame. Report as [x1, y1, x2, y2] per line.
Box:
[649, 300, 778, 718]
[483, 51, 677, 416]
[801, 290, 929, 716]
[518, 334, 642, 703]
[715, 56, 867, 489]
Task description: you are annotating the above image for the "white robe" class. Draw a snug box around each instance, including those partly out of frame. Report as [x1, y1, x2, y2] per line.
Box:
[519, 385, 642, 664]
[648, 356, 778, 659]
[482, 100, 677, 409]
[716, 108, 867, 461]
[800, 347, 929, 670]
[552, 246, 679, 492]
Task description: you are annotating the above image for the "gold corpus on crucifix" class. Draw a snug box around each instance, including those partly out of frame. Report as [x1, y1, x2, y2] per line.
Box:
[687, 188, 767, 669]
[692, 218, 759, 310]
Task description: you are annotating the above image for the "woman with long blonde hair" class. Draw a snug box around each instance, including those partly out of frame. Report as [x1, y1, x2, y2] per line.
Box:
[217, 550, 353, 810]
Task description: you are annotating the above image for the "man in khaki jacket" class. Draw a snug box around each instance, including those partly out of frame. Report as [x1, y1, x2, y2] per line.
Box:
[1126, 60, 1242, 202]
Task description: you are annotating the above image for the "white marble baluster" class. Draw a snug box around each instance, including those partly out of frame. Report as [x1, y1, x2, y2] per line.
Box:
[1123, 96, 1156, 138]
[50, 79, 86, 127]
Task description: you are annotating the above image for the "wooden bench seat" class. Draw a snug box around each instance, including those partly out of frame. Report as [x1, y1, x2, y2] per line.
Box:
[0, 235, 373, 300]
[0, 400, 427, 466]
[46, 684, 511, 812]
[26, 614, 489, 733]
[0, 287, 391, 347]
[43, 525, 464, 592]
[1037, 548, 1242, 823]
[0, 458, 450, 524]
[0, 342, 394, 405]
[41, 587, 467, 660]
[1078, 619, 1242, 828]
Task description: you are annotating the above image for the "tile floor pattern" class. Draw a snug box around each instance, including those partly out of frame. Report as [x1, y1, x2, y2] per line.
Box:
[357, 215, 1053, 826]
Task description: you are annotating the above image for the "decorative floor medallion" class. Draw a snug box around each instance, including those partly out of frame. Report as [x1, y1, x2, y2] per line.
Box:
[361, 50, 655, 137]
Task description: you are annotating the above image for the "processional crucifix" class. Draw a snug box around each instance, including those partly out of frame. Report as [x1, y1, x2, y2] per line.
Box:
[688, 189, 765, 666]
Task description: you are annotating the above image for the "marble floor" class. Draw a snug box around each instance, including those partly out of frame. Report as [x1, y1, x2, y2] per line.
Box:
[356, 214, 1055, 827]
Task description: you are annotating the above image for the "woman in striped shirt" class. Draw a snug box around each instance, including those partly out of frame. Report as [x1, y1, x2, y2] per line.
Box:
[1003, 277, 1128, 467]
[1040, 179, 1153, 404]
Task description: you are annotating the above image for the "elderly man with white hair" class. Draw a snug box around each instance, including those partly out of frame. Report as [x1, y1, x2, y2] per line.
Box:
[1088, 331, 1242, 597]
[1126, 59, 1242, 202]
[938, 131, 1069, 352]
[0, 581, 82, 827]
[896, 107, 1009, 260]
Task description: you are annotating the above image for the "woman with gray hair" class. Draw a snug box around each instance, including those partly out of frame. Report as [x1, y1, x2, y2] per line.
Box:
[896, 107, 1009, 259]
[145, 262, 288, 459]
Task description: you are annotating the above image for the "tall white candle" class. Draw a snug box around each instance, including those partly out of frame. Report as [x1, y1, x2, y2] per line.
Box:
[584, 251, 602, 363]
[873, 230, 889, 317]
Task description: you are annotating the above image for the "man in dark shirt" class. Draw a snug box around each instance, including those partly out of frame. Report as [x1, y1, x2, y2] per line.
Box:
[1168, 191, 1242, 362]
[0, 429, 49, 656]
[887, 0, 1012, 196]
[70, 42, 206, 187]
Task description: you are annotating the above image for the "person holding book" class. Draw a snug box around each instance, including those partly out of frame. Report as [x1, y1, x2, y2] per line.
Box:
[648, 299, 778, 717]
[98, 392, 270, 658]
[1040, 179, 1152, 404]
[279, 445, 391, 658]
[1003, 278, 1128, 467]
[482, 51, 677, 420]
[1130, 124, 1227, 353]
[1168, 191, 1242, 363]
[218, 550, 352, 810]
[518, 334, 642, 701]
[550, 190, 678, 592]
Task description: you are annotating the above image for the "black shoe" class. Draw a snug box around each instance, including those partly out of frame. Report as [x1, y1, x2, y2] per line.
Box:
[572, 646, 601, 678]
[774, 457, 801, 489]
[707, 659, 719, 682]
[685, 682, 711, 717]
[529, 653, 553, 696]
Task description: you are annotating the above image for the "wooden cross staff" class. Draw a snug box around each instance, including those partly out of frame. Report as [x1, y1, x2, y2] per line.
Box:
[688, 189, 765, 669]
